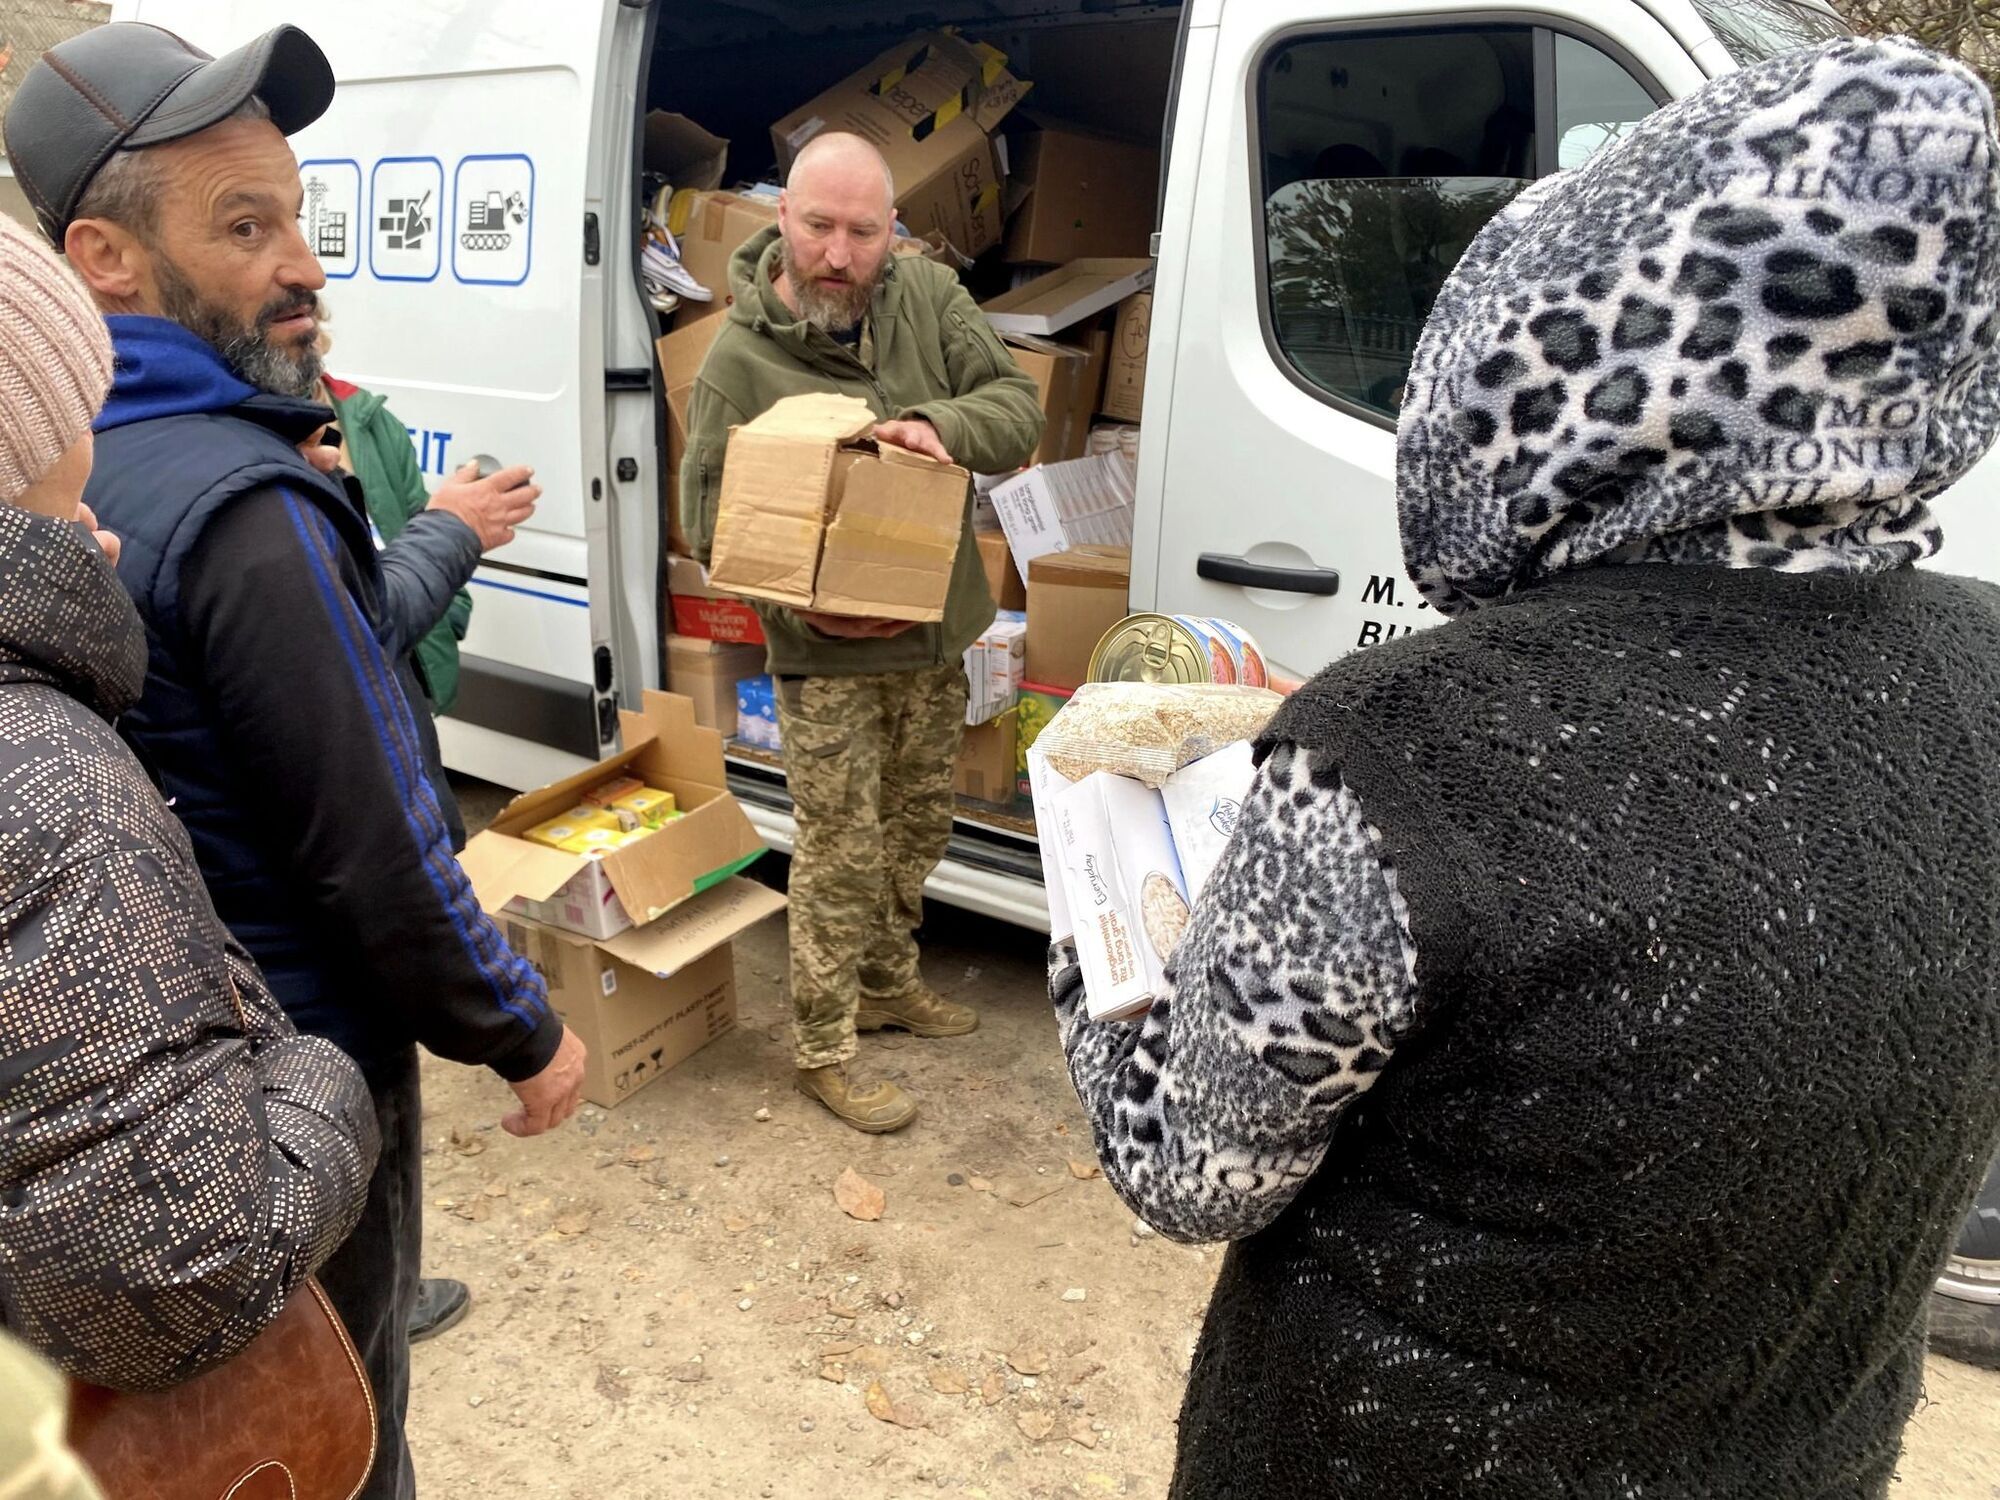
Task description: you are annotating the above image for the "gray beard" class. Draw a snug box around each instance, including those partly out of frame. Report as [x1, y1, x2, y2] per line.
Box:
[779, 238, 880, 334]
[154, 255, 324, 399]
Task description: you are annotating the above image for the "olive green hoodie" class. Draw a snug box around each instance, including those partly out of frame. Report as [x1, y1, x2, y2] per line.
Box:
[679, 226, 1044, 677]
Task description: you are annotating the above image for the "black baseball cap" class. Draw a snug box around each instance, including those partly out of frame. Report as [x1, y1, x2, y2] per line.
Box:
[3, 22, 334, 244]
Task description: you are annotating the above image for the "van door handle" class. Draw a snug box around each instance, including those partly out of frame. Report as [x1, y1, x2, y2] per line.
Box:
[1197, 553, 1341, 596]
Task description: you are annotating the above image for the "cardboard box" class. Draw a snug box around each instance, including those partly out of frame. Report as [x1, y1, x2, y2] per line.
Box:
[1003, 122, 1159, 264]
[668, 553, 766, 646]
[1025, 746, 1076, 940]
[1015, 682, 1073, 786]
[503, 877, 785, 1108]
[1004, 328, 1109, 467]
[657, 317, 729, 558]
[709, 393, 970, 623]
[667, 190, 780, 330]
[460, 692, 767, 940]
[644, 112, 728, 192]
[982, 258, 1154, 339]
[1026, 546, 1130, 692]
[1102, 291, 1151, 423]
[989, 450, 1137, 582]
[771, 31, 1029, 260]
[964, 611, 1026, 725]
[666, 635, 767, 732]
[1046, 771, 1185, 1021]
[974, 527, 1027, 613]
[1160, 742, 1257, 899]
[956, 710, 1020, 806]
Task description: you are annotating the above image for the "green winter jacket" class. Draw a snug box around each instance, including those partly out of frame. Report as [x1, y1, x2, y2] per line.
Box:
[680, 226, 1044, 678]
[325, 380, 475, 712]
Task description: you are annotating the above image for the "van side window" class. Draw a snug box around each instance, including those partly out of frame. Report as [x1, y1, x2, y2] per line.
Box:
[1259, 26, 1658, 419]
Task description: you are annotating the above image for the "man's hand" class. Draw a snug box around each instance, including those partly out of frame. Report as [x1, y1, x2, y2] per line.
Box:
[428, 461, 542, 552]
[873, 419, 953, 465]
[796, 610, 918, 640]
[77, 503, 119, 567]
[299, 426, 342, 476]
[503, 1025, 587, 1138]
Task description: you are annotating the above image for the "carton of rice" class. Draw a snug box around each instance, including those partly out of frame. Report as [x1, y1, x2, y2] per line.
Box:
[1045, 770, 1187, 1022]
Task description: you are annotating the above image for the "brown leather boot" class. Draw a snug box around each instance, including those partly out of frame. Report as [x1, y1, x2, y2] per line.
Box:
[854, 986, 979, 1038]
[795, 1063, 919, 1133]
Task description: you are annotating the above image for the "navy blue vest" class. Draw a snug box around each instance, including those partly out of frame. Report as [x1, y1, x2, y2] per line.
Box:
[87, 321, 458, 1062]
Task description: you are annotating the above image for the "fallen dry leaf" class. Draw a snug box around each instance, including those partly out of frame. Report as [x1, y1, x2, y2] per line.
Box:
[594, 1364, 631, 1403]
[1017, 1410, 1057, 1442]
[967, 1176, 994, 1193]
[835, 1167, 887, 1222]
[668, 1361, 705, 1384]
[980, 1372, 1007, 1406]
[821, 1340, 862, 1358]
[827, 1299, 861, 1320]
[553, 1212, 592, 1237]
[448, 1128, 486, 1158]
[447, 1198, 490, 1223]
[1067, 1158, 1102, 1180]
[482, 1180, 510, 1198]
[928, 1368, 969, 1396]
[1058, 1357, 1106, 1389]
[1006, 1347, 1051, 1377]
[863, 1381, 926, 1429]
[820, 1361, 846, 1384]
[1069, 1420, 1100, 1449]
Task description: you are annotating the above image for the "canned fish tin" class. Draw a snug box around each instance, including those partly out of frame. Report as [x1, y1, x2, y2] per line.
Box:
[1089, 614, 1268, 687]
[1190, 617, 1269, 689]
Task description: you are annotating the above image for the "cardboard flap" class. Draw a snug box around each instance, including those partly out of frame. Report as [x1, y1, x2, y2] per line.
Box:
[872, 443, 963, 474]
[709, 425, 838, 607]
[460, 828, 588, 910]
[599, 797, 766, 925]
[741, 392, 877, 443]
[619, 690, 729, 790]
[643, 112, 729, 193]
[596, 877, 786, 977]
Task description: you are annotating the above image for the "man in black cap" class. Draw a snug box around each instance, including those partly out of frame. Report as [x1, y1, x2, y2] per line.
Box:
[3, 25, 587, 1497]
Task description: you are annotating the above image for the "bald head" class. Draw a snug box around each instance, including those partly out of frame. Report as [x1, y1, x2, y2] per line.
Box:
[787, 132, 895, 212]
[776, 132, 899, 336]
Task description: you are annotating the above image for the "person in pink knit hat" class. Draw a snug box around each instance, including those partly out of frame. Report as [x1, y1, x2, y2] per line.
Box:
[0, 209, 380, 1407]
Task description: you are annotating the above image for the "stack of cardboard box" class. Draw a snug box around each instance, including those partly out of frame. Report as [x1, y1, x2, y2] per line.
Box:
[460, 693, 784, 1108]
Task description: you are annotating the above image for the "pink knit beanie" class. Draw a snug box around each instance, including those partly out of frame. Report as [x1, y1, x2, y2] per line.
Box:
[0, 212, 113, 502]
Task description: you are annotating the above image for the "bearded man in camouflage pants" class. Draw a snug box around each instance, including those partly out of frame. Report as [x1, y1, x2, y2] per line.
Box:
[680, 134, 1043, 1131]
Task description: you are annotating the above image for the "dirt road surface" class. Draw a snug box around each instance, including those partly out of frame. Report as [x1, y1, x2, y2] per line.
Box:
[412, 785, 1999, 1498]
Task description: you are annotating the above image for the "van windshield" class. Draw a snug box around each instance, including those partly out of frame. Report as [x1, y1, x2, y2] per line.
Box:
[1690, 0, 1851, 64]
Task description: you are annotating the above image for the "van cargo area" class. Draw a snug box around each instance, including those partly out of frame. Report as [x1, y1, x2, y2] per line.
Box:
[639, 2, 1184, 916]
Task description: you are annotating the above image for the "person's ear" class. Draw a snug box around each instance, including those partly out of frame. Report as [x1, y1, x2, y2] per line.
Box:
[63, 219, 146, 305]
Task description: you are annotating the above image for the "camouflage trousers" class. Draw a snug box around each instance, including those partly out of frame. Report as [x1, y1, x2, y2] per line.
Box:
[776, 665, 968, 1069]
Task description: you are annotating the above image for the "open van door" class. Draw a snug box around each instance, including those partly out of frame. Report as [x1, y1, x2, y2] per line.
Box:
[1138, 0, 1710, 681]
[111, 0, 625, 789]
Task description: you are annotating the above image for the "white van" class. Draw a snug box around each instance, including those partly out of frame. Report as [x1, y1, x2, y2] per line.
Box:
[110, 0, 1923, 929]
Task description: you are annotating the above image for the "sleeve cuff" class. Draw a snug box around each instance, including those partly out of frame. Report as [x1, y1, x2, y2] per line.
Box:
[487, 1007, 565, 1083]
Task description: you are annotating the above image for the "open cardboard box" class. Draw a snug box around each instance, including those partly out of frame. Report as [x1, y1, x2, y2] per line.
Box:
[709, 393, 971, 623]
[504, 876, 785, 1108]
[460, 690, 766, 940]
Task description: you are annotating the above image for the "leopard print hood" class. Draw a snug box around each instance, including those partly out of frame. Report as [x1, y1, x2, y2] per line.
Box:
[1398, 37, 2000, 615]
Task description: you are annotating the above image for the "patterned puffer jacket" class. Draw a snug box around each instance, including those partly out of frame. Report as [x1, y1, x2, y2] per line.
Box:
[0, 505, 378, 1392]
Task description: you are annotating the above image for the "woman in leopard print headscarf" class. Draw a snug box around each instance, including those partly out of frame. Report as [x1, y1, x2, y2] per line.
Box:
[1055, 36, 2000, 1498]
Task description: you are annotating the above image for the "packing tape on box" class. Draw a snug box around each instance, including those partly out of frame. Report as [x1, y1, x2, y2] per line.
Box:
[870, 32, 1021, 145]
